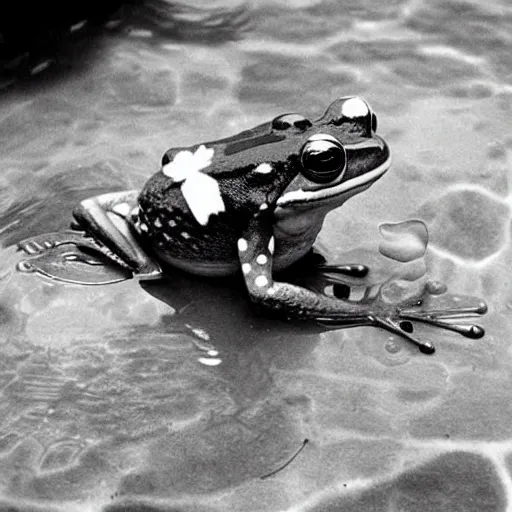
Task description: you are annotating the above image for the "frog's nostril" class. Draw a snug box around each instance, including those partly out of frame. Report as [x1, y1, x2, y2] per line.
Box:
[294, 118, 313, 131]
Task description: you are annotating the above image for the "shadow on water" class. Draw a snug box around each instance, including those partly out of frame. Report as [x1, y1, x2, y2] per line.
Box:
[0, 167, 327, 508]
[0, 1, 249, 89]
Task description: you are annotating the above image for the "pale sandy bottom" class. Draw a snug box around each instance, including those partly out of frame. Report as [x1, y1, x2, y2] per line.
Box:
[0, 0, 511, 511]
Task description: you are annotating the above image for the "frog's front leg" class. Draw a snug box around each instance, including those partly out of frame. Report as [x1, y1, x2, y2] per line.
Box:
[73, 190, 162, 279]
[239, 213, 375, 321]
[239, 214, 486, 354]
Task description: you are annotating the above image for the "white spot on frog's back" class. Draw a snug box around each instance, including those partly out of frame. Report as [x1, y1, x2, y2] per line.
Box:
[341, 97, 369, 118]
[162, 145, 214, 181]
[242, 263, 252, 274]
[254, 163, 273, 174]
[161, 145, 225, 227]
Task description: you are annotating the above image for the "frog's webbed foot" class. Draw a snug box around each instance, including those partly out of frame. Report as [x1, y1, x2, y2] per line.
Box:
[17, 231, 134, 285]
[318, 286, 487, 354]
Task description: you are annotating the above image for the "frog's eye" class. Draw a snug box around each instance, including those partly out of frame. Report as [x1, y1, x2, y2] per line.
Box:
[272, 114, 312, 132]
[300, 134, 347, 183]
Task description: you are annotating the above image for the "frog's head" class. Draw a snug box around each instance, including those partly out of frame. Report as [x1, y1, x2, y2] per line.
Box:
[273, 96, 391, 214]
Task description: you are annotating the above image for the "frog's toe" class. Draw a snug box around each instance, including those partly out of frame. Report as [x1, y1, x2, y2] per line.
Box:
[295, 263, 371, 299]
[19, 239, 48, 254]
[134, 261, 163, 281]
[370, 315, 437, 354]
[398, 298, 487, 340]
[135, 268, 163, 281]
[376, 294, 487, 353]
[316, 263, 369, 278]
[18, 231, 85, 255]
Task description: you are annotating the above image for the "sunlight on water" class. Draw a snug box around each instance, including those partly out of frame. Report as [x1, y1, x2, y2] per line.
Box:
[0, 0, 511, 510]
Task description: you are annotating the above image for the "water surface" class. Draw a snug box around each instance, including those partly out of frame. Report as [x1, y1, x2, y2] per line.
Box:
[0, 0, 511, 510]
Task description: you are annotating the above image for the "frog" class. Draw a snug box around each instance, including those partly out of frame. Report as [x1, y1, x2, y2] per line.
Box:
[21, 96, 486, 353]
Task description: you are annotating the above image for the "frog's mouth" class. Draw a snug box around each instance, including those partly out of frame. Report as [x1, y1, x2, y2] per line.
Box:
[276, 149, 391, 209]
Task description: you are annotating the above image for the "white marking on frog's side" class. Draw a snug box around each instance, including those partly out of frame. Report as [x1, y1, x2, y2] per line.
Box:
[254, 163, 273, 174]
[154, 218, 162, 228]
[112, 202, 131, 217]
[181, 174, 226, 226]
[238, 238, 248, 252]
[256, 254, 268, 265]
[162, 145, 225, 226]
[242, 263, 252, 274]
[255, 275, 269, 288]
[341, 97, 369, 118]
[181, 232, 191, 239]
[268, 236, 275, 255]
[267, 287, 276, 295]
[169, 220, 177, 227]
[140, 223, 149, 232]
[259, 203, 269, 211]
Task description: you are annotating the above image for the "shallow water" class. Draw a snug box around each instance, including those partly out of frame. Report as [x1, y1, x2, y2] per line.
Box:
[0, 0, 512, 510]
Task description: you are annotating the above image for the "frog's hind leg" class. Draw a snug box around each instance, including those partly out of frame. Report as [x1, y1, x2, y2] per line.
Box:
[72, 190, 162, 279]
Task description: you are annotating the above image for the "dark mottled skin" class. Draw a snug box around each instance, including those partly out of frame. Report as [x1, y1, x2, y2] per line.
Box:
[138, 157, 297, 263]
